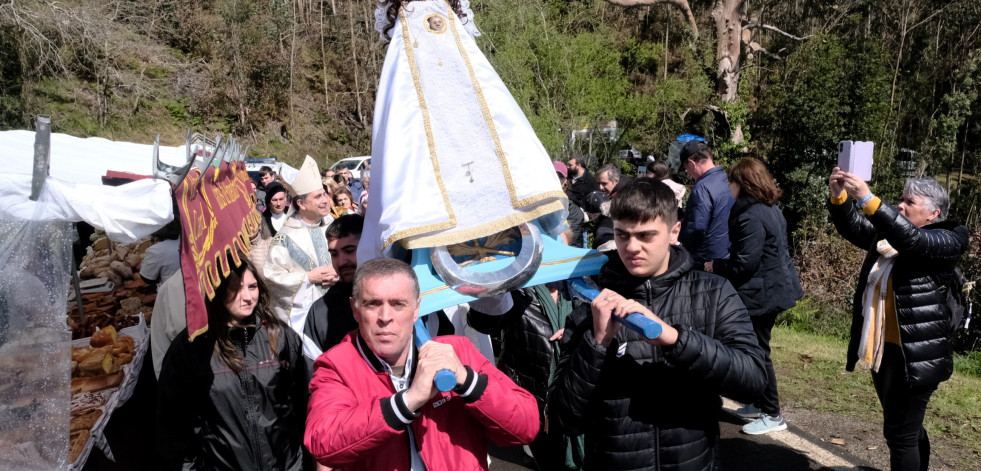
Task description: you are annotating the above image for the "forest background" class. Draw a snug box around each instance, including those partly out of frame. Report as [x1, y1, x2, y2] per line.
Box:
[2, 0, 980, 354]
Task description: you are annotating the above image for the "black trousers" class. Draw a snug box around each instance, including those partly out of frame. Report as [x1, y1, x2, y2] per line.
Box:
[872, 343, 938, 471]
[750, 310, 781, 416]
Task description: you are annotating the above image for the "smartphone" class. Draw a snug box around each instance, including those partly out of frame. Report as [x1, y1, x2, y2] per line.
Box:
[838, 141, 874, 181]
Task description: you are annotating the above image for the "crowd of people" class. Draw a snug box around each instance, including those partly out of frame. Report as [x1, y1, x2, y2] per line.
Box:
[140, 133, 969, 471]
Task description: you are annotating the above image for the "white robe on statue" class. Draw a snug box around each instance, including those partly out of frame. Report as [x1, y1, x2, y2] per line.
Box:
[262, 216, 332, 360]
[359, 0, 568, 262]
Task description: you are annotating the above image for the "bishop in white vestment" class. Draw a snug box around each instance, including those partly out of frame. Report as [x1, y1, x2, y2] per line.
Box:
[262, 156, 337, 360]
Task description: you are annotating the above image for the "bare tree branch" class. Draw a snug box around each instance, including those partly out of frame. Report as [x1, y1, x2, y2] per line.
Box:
[746, 41, 783, 60]
[602, 0, 699, 38]
[743, 21, 811, 41]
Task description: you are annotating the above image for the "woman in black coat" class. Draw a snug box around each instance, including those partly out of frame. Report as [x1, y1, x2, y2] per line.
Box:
[706, 157, 802, 435]
[157, 257, 308, 470]
[828, 168, 968, 471]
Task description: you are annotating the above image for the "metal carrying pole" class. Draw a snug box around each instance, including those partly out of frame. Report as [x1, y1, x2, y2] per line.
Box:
[30, 115, 85, 319]
[71, 229, 85, 321]
[30, 115, 51, 201]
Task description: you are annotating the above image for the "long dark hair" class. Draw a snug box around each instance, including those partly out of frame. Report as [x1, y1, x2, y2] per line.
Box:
[380, 0, 469, 41]
[204, 256, 280, 373]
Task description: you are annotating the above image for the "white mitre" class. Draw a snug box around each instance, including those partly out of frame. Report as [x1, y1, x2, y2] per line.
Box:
[292, 155, 322, 196]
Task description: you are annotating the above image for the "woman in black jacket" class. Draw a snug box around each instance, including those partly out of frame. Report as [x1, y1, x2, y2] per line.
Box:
[828, 168, 968, 471]
[706, 157, 802, 435]
[157, 257, 308, 470]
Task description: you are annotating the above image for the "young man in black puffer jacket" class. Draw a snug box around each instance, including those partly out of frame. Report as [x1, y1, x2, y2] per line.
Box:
[549, 178, 766, 471]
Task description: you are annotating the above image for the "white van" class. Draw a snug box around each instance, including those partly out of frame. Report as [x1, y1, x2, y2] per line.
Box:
[330, 156, 371, 179]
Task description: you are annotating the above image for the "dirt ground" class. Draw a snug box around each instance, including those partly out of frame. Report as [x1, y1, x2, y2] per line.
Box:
[781, 404, 980, 471]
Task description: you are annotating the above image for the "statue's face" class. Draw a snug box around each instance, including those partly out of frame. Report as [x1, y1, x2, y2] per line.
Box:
[428, 16, 444, 31]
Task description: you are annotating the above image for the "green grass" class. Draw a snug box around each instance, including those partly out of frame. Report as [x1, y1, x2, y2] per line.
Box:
[772, 326, 981, 468]
[955, 350, 981, 377]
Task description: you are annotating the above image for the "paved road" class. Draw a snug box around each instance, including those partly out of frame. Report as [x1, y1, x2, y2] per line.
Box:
[489, 399, 879, 471]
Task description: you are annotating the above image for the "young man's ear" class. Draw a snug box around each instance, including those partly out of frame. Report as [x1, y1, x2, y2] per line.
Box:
[669, 221, 681, 245]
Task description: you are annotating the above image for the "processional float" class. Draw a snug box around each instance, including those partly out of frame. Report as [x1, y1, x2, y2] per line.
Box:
[361, 0, 658, 365]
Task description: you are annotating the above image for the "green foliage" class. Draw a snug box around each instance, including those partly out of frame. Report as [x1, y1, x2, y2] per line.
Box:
[478, 0, 713, 168]
[954, 350, 981, 378]
[712, 99, 751, 165]
[0, 28, 23, 129]
[622, 38, 665, 77]
[755, 33, 896, 228]
[776, 296, 852, 340]
[758, 35, 850, 167]
[163, 98, 195, 125]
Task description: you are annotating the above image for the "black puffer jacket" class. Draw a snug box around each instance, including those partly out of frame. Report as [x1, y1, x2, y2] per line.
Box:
[549, 247, 766, 471]
[829, 198, 969, 387]
[469, 287, 575, 421]
[712, 195, 802, 316]
[303, 281, 358, 372]
[157, 316, 309, 470]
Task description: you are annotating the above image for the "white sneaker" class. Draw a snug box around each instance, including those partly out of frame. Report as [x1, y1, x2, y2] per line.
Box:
[742, 414, 787, 435]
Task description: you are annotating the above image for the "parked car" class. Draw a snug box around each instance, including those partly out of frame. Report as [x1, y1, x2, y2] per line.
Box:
[330, 156, 370, 179]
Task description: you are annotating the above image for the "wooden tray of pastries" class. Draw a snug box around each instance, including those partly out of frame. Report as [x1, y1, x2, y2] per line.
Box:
[68, 314, 148, 469]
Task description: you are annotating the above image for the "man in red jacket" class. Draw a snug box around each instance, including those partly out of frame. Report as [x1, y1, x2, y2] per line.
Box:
[305, 258, 539, 470]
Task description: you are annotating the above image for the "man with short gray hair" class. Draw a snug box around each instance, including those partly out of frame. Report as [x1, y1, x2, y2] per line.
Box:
[304, 258, 539, 470]
[596, 164, 627, 198]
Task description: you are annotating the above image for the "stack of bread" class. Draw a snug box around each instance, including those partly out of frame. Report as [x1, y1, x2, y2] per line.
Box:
[70, 327, 133, 394]
[77, 238, 152, 287]
[69, 326, 137, 464]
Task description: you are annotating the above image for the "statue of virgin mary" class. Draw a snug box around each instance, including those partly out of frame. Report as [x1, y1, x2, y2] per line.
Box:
[358, 0, 568, 262]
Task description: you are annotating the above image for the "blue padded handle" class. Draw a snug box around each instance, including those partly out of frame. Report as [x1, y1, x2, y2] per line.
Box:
[413, 318, 458, 392]
[566, 278, 663, 340]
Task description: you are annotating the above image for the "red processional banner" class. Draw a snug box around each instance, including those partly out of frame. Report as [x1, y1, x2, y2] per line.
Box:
[176, 160, 262, 341]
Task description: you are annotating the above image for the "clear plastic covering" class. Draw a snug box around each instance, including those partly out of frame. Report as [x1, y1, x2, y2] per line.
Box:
[0, 189, 73, 469]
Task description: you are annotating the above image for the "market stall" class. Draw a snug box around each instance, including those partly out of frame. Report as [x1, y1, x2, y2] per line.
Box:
[0, 121, 226, 469]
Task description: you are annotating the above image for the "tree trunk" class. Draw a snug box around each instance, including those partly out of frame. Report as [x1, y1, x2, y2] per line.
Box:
[711, 0, 744, 103]
[321, 0, 329, 107]
[349, 1, 364, 126]
[289, 0, 297, 131]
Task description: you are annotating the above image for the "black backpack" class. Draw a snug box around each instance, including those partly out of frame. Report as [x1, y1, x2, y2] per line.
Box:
[938, 268, 973, 331]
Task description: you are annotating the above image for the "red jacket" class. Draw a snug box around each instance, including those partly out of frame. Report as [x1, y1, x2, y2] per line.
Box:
[305, 331, 538, 470]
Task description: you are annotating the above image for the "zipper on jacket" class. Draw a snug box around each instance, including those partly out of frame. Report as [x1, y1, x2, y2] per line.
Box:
[643, 278, 663, 469]
[239, 327, 265, 470]
[645, 280, 662, 364]
[645, 280, 652, 309]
